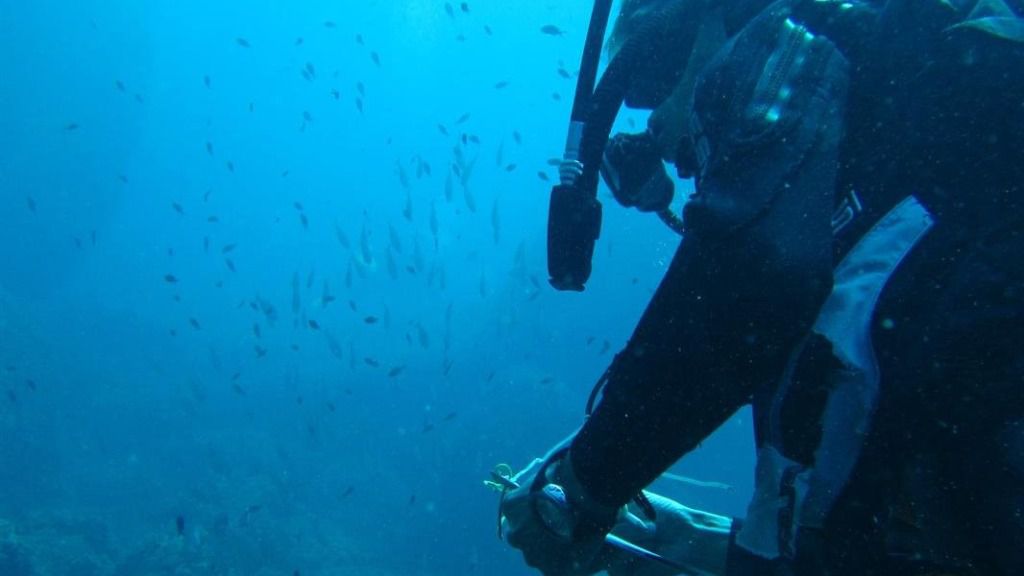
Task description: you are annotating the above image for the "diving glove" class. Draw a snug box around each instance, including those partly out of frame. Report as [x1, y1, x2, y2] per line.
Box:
[601, 131, 675, 214]
[502, 447, 620, 576]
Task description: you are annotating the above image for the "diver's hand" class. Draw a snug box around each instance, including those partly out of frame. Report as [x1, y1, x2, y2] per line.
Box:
[605, 492, 733, 576]
[502, 450, 619, 576]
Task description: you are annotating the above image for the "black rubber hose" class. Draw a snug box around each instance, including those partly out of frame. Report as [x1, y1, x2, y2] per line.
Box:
[572, 0, 616, 125]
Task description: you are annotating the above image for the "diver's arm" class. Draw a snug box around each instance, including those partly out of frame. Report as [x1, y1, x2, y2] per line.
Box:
[570, 6, 850, 509]
[571, 212, 831, 509]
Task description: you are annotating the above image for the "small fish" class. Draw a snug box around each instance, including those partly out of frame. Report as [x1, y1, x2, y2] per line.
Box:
[203, 75, 211, 88]
[422, 422, 435, 434]
[455, 112, 471, 125]
[370, 51, 381, 66]
[387, 365, 406, 378]
[232, 382, 247, 395]
[176, 515, 185, 536]
[437, 123, 449, 136]
[540, 25, 565, 36]
[164, 274, 178, 284]
[512, 130, 522, 145]
[484, 25, 493, 36]
[443, 411, 457, 422]
[324, 20, 336, 28]
[505, 163, 517, 172]
[363, 357, 380, 367]
[308, 319, 320, 331]
[221, 243, 236, 254]
[340, 486, 355, 499]
[26, 196, 36, 213]
[299, 213, 309, 230]
[355, 98, 363, 113]
[363, 315, 379, 325]
[115, 80, 126, 92]
[355, 33, 364, 45]
[444, 3, 454, 17]
[236, 37, 251, 48]
[224, 258, 236, 272]
[295, 37, 304, 46]
[189, 318, 201, 330]
[172, 202, 184, 215]
[65, 123, 80, 131]
[226, 160, 235, 172]
[461, 2, 470, 13]
[402, 191, 413, 221]
[24, 380, 36, 392]
[537, 171, 550, 182]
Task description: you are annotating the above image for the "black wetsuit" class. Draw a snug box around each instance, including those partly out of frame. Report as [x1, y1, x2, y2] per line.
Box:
[569, 2, 1024, 574]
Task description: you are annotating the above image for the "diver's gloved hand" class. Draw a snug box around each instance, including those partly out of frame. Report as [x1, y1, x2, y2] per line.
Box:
[502, 447, 620, 576]
[601, 131, 675, 213]
[605, 492, 733, 576]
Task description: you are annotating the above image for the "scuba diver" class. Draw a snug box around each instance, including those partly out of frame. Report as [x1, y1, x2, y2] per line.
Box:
[499, 0, 1024, 574]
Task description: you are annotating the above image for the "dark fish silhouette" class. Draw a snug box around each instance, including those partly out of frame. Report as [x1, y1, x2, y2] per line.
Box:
[164, 274, 178, 284]
[387, 365, 406, 378]
[176, 515, 185, 537]
[540, 25, 565, 36]
[236, 37, 251, 48]
[363, 315, 379, 325]
[370, 51, 381, 66]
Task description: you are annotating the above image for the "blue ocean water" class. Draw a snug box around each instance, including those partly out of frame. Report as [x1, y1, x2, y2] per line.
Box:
[0, 1, 754, 574]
